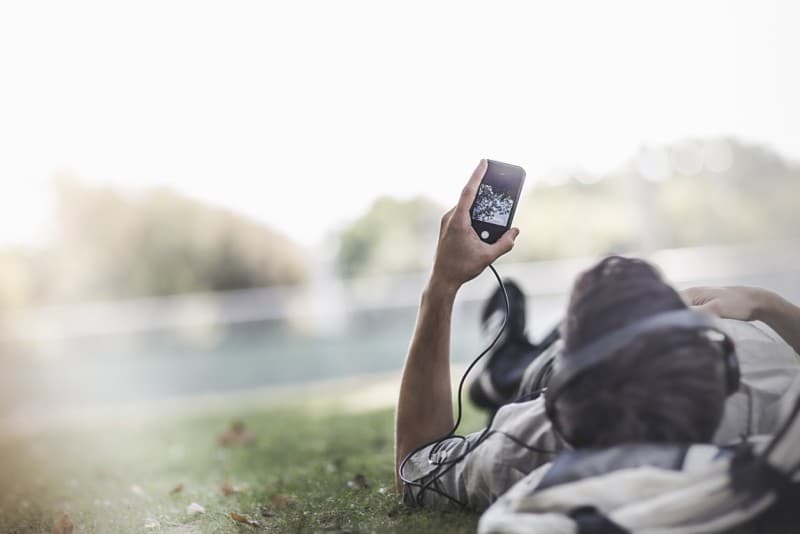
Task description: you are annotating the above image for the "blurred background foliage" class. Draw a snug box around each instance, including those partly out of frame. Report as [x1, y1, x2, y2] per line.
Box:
[1, 137, 799, 310]
[337, 138, 800, 275]
[336, 196, 442, 278]
[0, 178, 307, 309]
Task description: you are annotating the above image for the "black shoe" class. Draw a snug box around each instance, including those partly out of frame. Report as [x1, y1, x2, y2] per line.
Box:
[469, 279, 542, 414]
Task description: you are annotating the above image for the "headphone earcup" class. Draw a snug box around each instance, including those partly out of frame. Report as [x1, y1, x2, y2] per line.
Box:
[724, 346, 741, 396]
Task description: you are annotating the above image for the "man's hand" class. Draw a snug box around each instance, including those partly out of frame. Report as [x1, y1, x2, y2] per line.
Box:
[680, 286, 765, 322]
[430, 160, 520, 294]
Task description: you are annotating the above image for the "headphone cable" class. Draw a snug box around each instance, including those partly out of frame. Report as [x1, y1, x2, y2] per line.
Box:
[398, 264, 557, 506]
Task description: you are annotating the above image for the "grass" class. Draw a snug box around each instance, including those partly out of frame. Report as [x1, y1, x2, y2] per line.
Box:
[0, 389, 486, 533]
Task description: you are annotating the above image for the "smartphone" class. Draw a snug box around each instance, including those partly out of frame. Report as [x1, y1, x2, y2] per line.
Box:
[470, 160, 526, 244]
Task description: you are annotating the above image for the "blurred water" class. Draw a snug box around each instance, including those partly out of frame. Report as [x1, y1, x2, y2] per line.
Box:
[1, 241, 799, 419]
[0, 305, 473, 410]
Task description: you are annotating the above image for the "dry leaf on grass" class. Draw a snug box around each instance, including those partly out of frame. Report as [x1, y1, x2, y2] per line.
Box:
[347, 473, 369, 489]
[170, 483, 184, 494]
[144, 518, 160, 529]
[230, 512, 260, 527]
[221, 482, 242, 496]
[270, 493, 295, 508]
[217, 421, 256, 447]
[186, 502, 206, 515]
[52, 513, 74, 534]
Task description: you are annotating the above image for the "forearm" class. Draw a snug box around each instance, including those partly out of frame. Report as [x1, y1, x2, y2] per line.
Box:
[395, 277, 458, 487]
[393, 159, 519, 491]
[756, 290, 800, 355]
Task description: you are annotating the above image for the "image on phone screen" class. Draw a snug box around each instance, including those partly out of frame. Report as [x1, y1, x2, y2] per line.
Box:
[472, 183, 515, 226]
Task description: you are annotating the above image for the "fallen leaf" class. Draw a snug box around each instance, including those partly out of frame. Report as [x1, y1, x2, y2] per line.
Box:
[347, 473, 369, 489]
[230, 512, 260, 527]
[144, 519, 160, 529]
[186, 502, 206, 515]
[221, 482, 240, 496]
[170, 483, 184, 495]
[270, 493, 295, 508]
[130, 484, 147, 497]
[52, 513, 74, 534]
[217, 421, 256, 447]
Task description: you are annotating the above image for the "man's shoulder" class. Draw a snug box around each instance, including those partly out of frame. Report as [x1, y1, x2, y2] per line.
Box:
[721, 318, 799, 366]
[714, 318, 800, 442]
[722, 318, 789, 345]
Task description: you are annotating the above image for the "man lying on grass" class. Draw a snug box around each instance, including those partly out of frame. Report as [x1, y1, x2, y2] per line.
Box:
[394, 160, 800, 510]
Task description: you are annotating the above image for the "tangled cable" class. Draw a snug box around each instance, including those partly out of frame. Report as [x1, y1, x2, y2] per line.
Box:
[398, 264, 557, 507]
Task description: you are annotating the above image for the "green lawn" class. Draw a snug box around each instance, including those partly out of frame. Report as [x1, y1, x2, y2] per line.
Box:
[0, 390, 485, 533]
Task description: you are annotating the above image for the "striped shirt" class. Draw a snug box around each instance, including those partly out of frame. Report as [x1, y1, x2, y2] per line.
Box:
[402, 319, 800, 510]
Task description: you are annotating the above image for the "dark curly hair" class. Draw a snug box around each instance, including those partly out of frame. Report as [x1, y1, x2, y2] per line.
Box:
[555, 256, 727, 447]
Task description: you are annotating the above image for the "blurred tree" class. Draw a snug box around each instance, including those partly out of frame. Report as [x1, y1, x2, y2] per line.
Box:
[336, 196, 443, 278]
[633, 138, 800, 249]
[35, 178, 308, 303]
[513, 178, 639, 260]
[0, 249, 38, 310]
[334, 138, 800, 275]
[2, 138, 797, 307]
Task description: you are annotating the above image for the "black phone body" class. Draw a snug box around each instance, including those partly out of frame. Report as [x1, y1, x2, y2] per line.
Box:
[470, 159, 526, 244]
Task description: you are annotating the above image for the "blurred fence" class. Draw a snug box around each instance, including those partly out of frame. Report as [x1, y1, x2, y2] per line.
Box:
[1, 240, 799, 418]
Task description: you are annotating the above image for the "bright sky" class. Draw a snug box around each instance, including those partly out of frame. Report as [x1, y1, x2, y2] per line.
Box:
[1, 0, 798, 247]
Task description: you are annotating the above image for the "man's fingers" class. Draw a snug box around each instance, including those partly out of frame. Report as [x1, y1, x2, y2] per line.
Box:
[487, 227, 520, 259]
[679, 287, 701, 306]
[691, 300, 723, 318]
[680, 286, 711, 306]
[455, 159, 488, 217]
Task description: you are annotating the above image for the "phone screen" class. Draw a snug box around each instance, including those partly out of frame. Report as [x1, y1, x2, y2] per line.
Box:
[472, 182, 516, 226]
[470, 160, 525, 243]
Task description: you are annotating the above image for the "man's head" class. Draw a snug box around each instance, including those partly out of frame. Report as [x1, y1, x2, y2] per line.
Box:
[552, 256, 729, 447]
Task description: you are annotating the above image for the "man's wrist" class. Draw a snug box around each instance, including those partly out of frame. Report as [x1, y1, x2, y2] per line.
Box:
[758, 291, 793, 326]
[425, 273, 459, 302]
[751, 287, 781, 323]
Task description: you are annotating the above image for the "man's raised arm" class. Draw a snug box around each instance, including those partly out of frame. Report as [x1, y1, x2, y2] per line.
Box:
[394, 160, 520, 490]
[682, 286, 800, 354]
